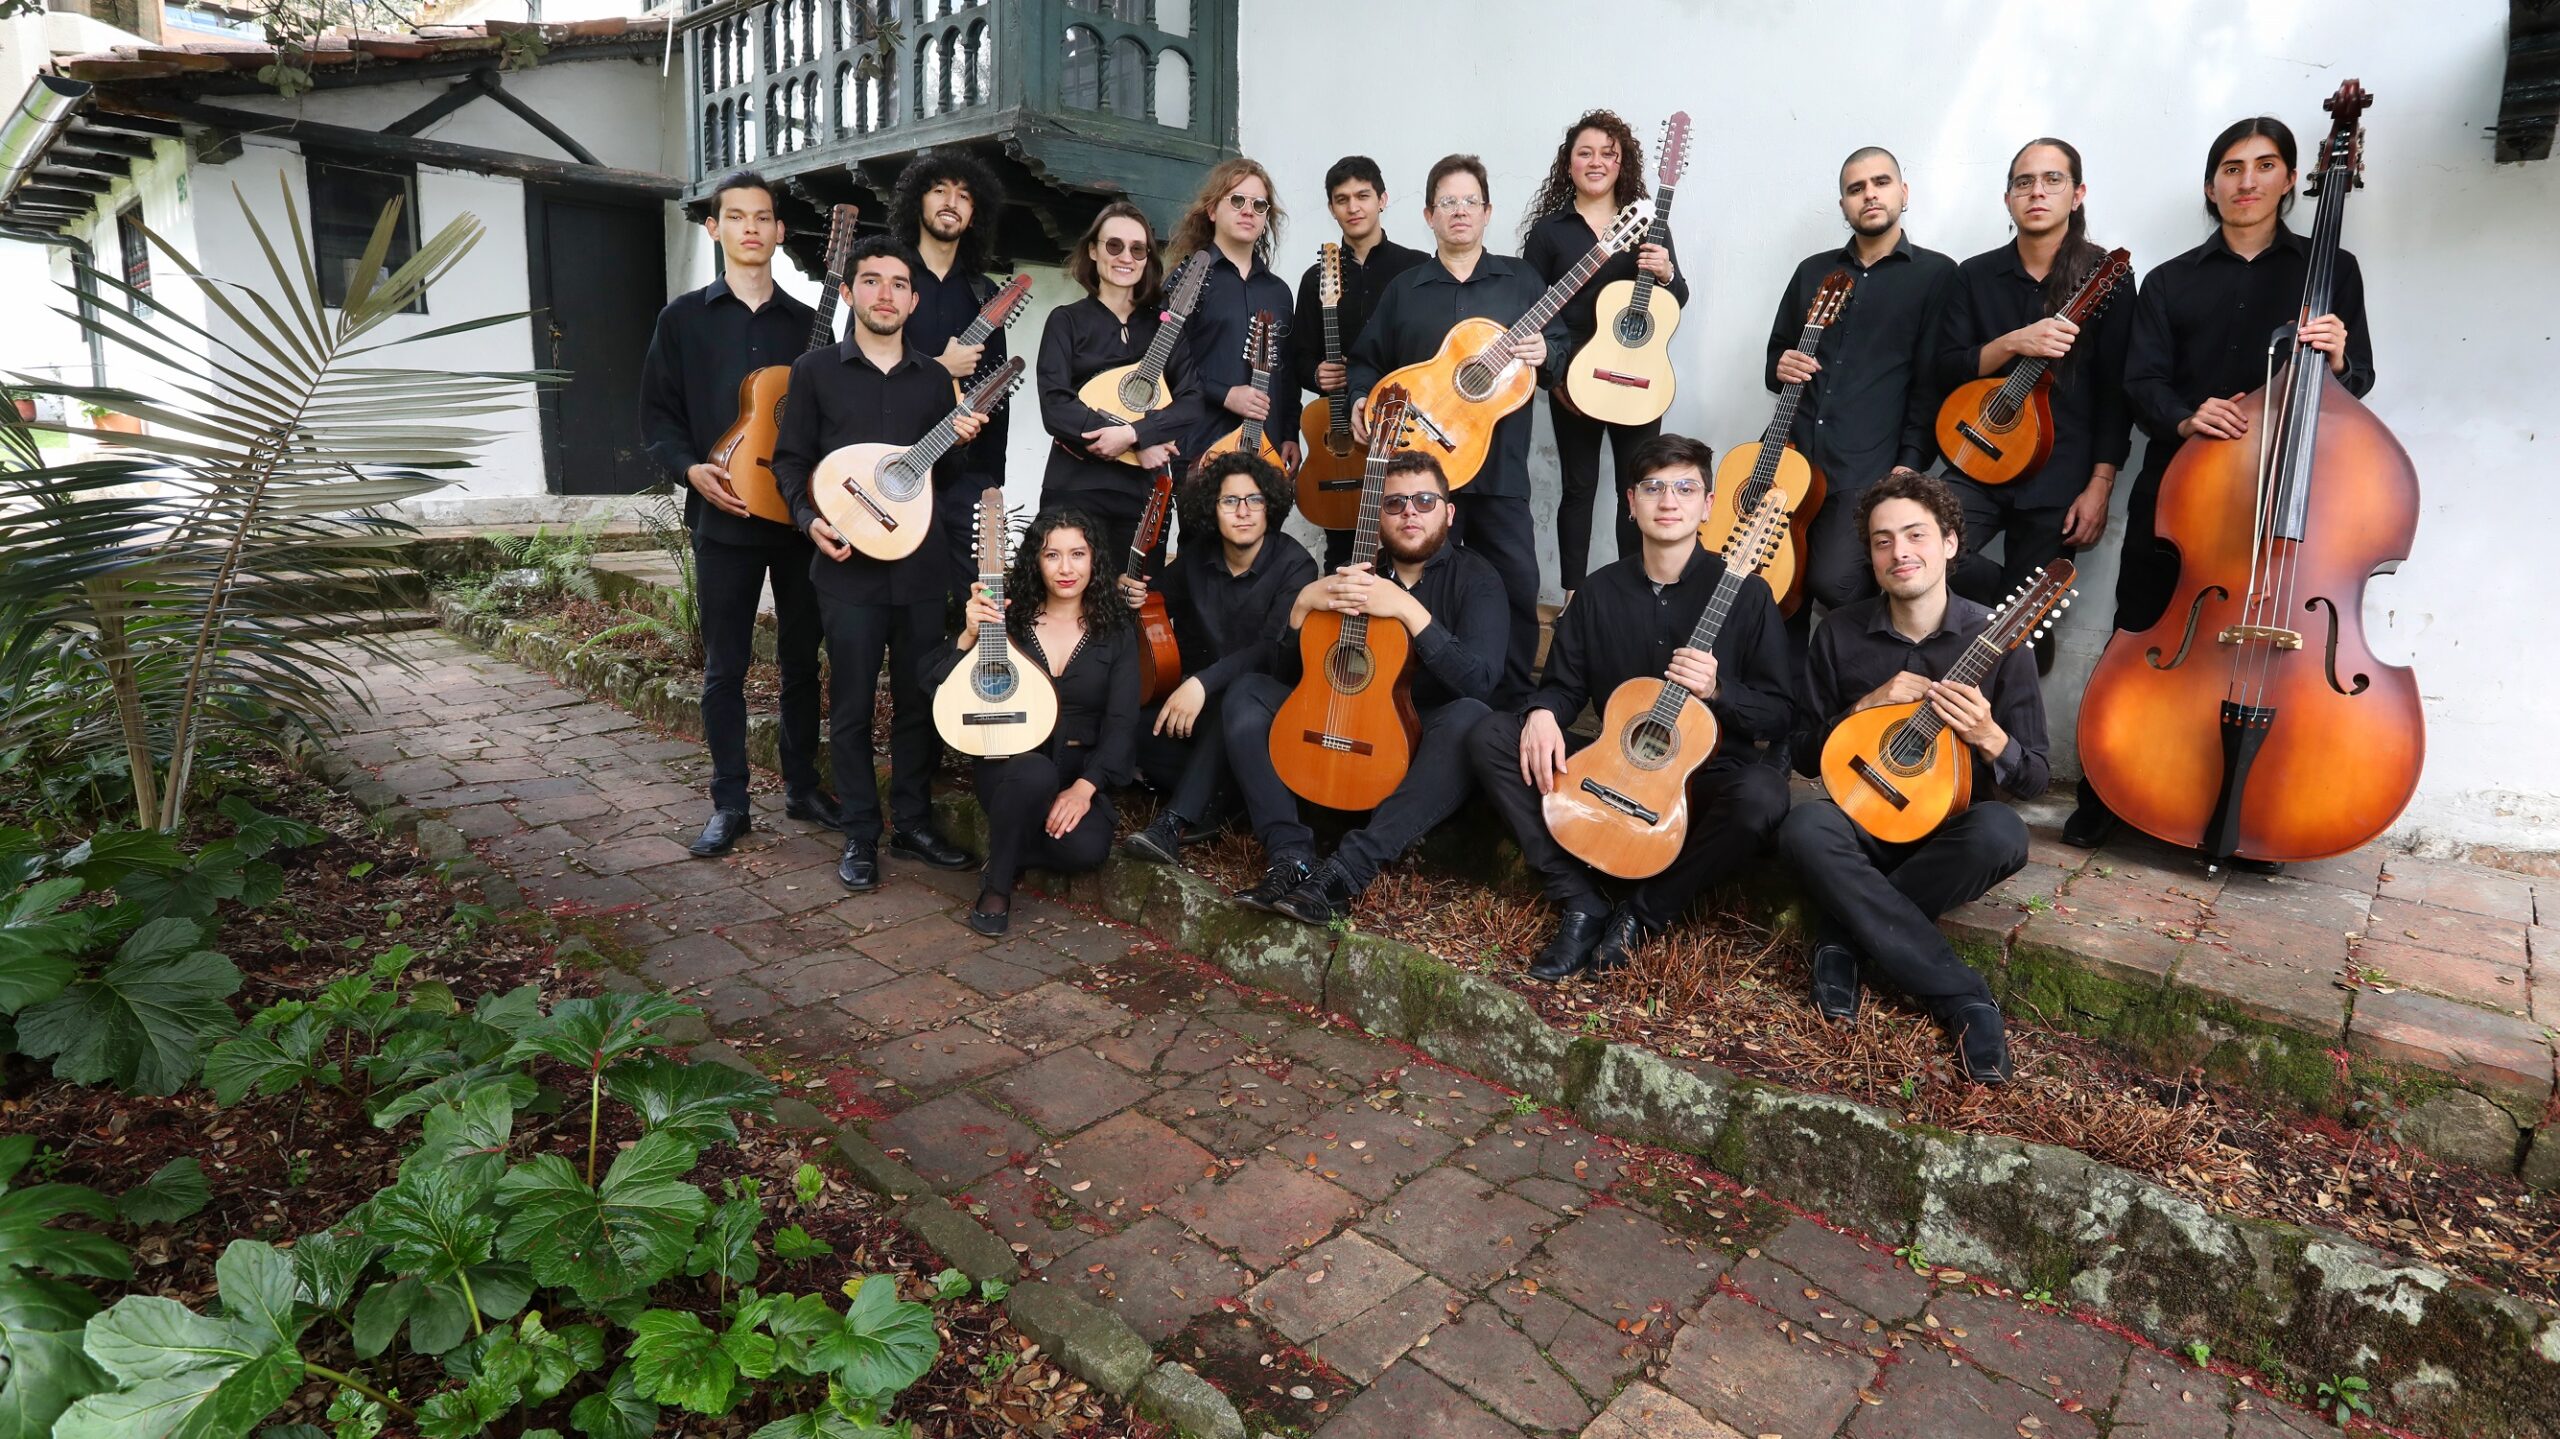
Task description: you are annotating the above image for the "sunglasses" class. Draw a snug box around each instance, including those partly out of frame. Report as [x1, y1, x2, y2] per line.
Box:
[1380, 492, 1444, 516]
[1100, 236, 1152, 258]
[1225, 194, 1272, 215]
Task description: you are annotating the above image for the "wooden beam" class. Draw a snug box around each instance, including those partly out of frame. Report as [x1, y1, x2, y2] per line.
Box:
[14, 186, 100, 211]
[60, 130, 155, 159]
[385, 73, 489, 136]
[45, 149, 136, 178]
[77, 109, 185, 138]
[98, 96, 681, 197]
[29, 169, 114, 193]
[473, 72, 603, 167]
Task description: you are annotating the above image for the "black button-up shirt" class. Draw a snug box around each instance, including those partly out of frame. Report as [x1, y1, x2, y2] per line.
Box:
[1764, 233, 1957, 491]
[1182, 247, 1301, 459]
[638, 276, 821, 546]
[1798, 592, 2050, 801]
[772, 339, 966, 607]
[906, 258, 1010, 481]
[922, 624, 1143, 787]
[1932, 243, 2136, 508]
[1348, 252, 1569, 500]
[1527, 544, 1794, 761]
[1271, 541, 1508, 712]
[1161, 532, 1319, 699]
[1035, 295, 1205, 507]
[2122, 224, 2374, 491]
[1291, 232, 1429, 401]
[1520, 207, 1691, 349]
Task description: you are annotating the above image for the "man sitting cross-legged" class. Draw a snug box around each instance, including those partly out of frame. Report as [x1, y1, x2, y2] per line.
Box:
[1468, 434, 1797, 980]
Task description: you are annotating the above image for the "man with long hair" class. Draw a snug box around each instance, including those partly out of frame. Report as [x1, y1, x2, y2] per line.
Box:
[888, 150, 1013, 609]
[1167, 157, 1299, 480]
[638, 170, 841, 857]
[1292, 155, 1427, 570]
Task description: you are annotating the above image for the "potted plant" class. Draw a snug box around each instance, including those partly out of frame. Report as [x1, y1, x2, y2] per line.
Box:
[81, 400, 143, 435]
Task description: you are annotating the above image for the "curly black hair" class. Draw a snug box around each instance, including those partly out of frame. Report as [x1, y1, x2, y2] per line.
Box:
[1520, 109, 1649, 238]
[888, 149, 1005, 275]
[1005, 508, 1128, 644]
[1179, 452, 1292, 544]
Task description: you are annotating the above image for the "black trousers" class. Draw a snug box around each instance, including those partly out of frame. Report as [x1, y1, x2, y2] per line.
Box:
[1549, 395, 1653, 592]
[974, 748, 1117, 897]
[1321, 525, 1356, 573]
[1949, 477, 2073, 671]
[1222, 672, 1489, 891]
[1452, 490, 1539, 706]
[1136, 691, 1232, 825]
[695, 534, 824, 813]
[817, 596, 942, 845]
[937, 473, 1003, 610]
[1777, 799, 2026, 1023]
[1469, 710, 1791, 933]
[1038, 483, 1148, 566]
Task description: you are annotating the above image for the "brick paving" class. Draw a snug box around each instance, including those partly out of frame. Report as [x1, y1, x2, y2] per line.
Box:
[335, 630, 2422, 1436]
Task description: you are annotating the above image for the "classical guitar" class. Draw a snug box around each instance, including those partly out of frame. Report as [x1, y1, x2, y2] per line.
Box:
[1821, 561, 2075, 844]
[1269, 387, 1421, 812]
[932, 487, 1059, 757]
[1128, 462, 1182, 705]
[1934, 247, 2134, 486]
[811, 357, 1025, 562]
[1703, 270, 1849, 616]
[1542, 486, 1794, 879]
[1295, 242, 1363, 529]
[1077, 252, 1212, 464]
[1563, 111, 1692, 427]
[711, 203, 858, 525]
[1370, 203, 1648, 488]
[1198, 310, 1288, 473]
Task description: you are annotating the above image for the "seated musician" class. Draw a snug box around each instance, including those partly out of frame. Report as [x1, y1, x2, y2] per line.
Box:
[1223, 451, 1507, 925]
[1116, 452, 1319, 865]
[1467, 435, 1795, 980]
[921, 510, 1139, 937]
[1778, 470, 2047, 1083]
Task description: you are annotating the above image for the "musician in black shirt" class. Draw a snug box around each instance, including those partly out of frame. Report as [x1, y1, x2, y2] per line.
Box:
[1520, 110, 1688, 593]
[1933, 138, 2132, 672]
[1166, 158, 1300, 473]
[1116, 453, 1318, 866]
[2062, 115, 2373, 851]
[1292, 156, 1428, 570]
[1034, 202, 1202, 557]
[638, 170, 838, 857]
[888, 152, 1013, 610]
[1469, 436, 1792, 981]
[1779, 472, 2048, 1083]
[1766, 147, 1957, 622]
[924, 510, 1139, 937]
[772, 238, 984, 893]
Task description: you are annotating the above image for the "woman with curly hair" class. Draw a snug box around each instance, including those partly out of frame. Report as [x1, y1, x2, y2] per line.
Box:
[1521, 109, 1687, 593]
[1165, 156, 1300, 472]
[1034, 203, 1202, 557]
[888, 149, 1014, 607]
[924, 508, 1139, 934]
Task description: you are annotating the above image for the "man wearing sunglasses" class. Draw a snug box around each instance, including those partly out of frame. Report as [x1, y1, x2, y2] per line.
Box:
[1219, 451, 1508, 926]
[1468, 436, 1798, 979]
[1167, 158, 1300, 485]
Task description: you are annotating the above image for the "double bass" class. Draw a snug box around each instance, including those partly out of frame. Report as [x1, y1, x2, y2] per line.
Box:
[2077, 80, 2420, 867]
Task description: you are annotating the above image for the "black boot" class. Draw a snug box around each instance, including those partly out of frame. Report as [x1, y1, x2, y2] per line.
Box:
[688, 809, 750, 858]
[1121, 813, 1184, 865]
[1527, 910, 1609, 981]
[888, 827, 975, 871]
[1235, 853, 1313, 912]
[1947, 1003, 2012, 1084]
[1588, 906, 1650, 974]
[1809, 942, 1861, 1023]
[1272, 860, 1358, 927]
[2061, 780, 2117, 849]
[785, 790, 848, 831]
[836, 838, 880, 893]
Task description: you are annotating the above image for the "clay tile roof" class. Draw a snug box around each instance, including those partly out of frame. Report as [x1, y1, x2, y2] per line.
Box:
[49, 17, 668, 83]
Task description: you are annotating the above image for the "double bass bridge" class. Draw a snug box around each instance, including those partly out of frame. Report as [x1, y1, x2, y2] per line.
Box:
[2217, 624, 2302, 650]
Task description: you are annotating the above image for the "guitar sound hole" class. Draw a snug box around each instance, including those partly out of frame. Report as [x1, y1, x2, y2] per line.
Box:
[1622, 717, 1677, 770]
[1881, 723, 1931, 776]
[1612, 309, 1655, 348]
[771, 397, 787, 424]
[1323, 643, 1374, 695]
[877, 460, 923, 502]
[1118, 376, 1154, 412]
[1455, 360, 1496, 402]
[972, 662, 1018, 704]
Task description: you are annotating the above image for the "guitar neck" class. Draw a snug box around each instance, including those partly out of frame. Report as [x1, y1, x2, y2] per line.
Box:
[1757, 318, 1825, 459]
[1321, 295, 1349, 441]
[1625, 186, 1675, 312]
[1341, 450, 1394, 649]
[1240, 366, 1273, 448]
[805, 274, 844, 353]
[1898, 630, 2009, 749]
[1503, 239, 1614, 352]
[1649, 556, 1749, 719]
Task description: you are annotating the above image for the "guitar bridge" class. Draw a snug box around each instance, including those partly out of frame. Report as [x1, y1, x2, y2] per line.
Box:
[841, 478, 897, 528]
[1303, 730, 1375, 756]
[1589, 369, 1651, 389]
[1316, 478, 1361, 492]
[1952, 421, 2004, 461]
[1846, 755, 1911, 810]
[1578, 778, 1659, 825]
[962, 712, 1027, 726]
[1406, 405, 1456, 453]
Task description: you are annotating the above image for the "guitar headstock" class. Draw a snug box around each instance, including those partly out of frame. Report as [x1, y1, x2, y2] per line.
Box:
[980, 273, 1034, 328]
[2063, 248, 2135, 325]
[1134, 461, 1176, 556]
[1723, 483, 1794, 575]
[1602, 201, 1651, 254]
[963, 355, 1026, 412]
[821, 203, 861, 281]
[1318, 242, 1341, 306]
[1989, 560, 2077, 650]
[974, 485, 1012, 580]
[1164, 251, 1211, 318]
[2310, 79, 2372, 195]
[1244, 310, 1279, 374]
[1366, 383, 1415, 459]
[1807, 270, 1853, 328]
[1657, 111, 1692, 187]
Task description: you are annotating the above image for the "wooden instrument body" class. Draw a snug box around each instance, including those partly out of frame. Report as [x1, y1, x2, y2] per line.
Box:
[1563, 279, 1682, 427]
[709, 365, 796, 525]
[1076, 364, 1177, 460]
[1541, 679, 1720, 879]
[1369, 316, 1536, 490]
[1199, 422, 1289, 474]
[2077, 375, 2422, 862]
[1702, 442, 1825, 615]
[932, 637, 1060, 758]
[1934, 376, 2056, 487]
[1294, 403, 1365, 530]
[1137, 595, 1181, 706]
[809, 442, 935, 561]
[1269, 611, 1420, 812]
[1820, 700, 1972, 845]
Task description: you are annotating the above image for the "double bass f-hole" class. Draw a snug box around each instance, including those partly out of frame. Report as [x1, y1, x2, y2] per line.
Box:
[2145, 585, 2229, 670]
[2306, 596, 2370, 696]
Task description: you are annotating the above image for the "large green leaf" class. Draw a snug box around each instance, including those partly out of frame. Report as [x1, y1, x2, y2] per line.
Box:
[13, 916, 239, 1095]
[364, 1164, 497, 1287]
[404, 1083, 516, 1193]
[116, 1158, 210, 1226]
[211, 796, 326, 860]
[493, 1132, 706, 1304]
[566, 1364, 657, 1439]
[748, 1409, 901, 1439]
[286, 1230, 378, 1315]
[604, 1054, 776, 1148]
[0, 1182, 129, 1282]
[0, 876, 90, 1015]
[684, 1187, 762, 1288]
[203, 1011, 333, 1106]
[813, 1276, 937, 1401]
[57, 1241, 306, 1439]
[52, 831, 185, 891]
[0, 1269, 112, 1439]
[756, 1293, 840, 1378]
[504, 994, 690, 1076]
[623, 1310, 735, 1415]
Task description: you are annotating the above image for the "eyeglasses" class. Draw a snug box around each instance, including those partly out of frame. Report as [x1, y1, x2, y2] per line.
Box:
[1380, 492, 1445, 516]
[1216, 493, 1268, 512]
[1225, 194, 1272, 215]
[2007, 170, 2075, 195]
[1428, 196, 1487, 214]
[1634, 477, 1705, 499]
[1100, 236, 1151, 258]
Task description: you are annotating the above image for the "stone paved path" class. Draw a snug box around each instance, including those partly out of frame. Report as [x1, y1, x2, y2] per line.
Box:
[333, 630, 2355, 1439]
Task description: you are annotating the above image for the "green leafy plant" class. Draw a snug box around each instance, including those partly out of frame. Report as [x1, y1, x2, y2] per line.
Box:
[442, 516, 605, 620]
[2183, 1338, 2213, 1366]
[568, 491, 702, 668]
[2317, 1373, 2373, 1427]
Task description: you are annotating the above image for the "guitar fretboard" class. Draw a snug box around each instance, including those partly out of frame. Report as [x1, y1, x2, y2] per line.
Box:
[1320, 254, 1349, 446]
[906, 364, 1022, 481]
[1646, 545, 1750, 728]
[1624, 186, 1675, 314]
[973, 498, 1009, 675]
[1751, 318, 1826, 487]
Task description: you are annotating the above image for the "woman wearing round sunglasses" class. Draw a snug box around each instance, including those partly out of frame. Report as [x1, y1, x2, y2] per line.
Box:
[1035, 201, 1205, 557]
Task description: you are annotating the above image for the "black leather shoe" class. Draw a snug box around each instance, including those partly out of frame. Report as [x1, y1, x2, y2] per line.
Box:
[967, 888, 1011, 937]
[1589, 906, 1649, 974]
[2228, 856, 2287, 876]
[1273, 860, 1358, 927]
[688, 809, 750, 858]
[1234, 854, 1313, 912]
[1948, 1003, 2013, 1084]
[2061, 794, 2117, 849]
[836, 839, 880, 893]
[1121, 814, 1184, 865]
[785, 790, 848, 831]
[1809, 943, 1861, 1023]
[1527, 911, 1609, 981]
[888, 827, 975, 871]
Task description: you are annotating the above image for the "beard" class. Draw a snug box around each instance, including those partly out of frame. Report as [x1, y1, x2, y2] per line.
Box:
[857, 311, 905, 338]
[1851, 206, 1900, 237]
[1381, 519, 1450, 565]
[926, 210, 969, 242]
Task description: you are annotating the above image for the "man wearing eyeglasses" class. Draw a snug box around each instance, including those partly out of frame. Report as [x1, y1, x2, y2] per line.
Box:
[1349, 153, 1570, 706]
[1116, 452, 1318, 866]
[1219, 450, 1508, 926]
[1467, 435, 1798, 979]
[1168, 158, 1300, 487]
